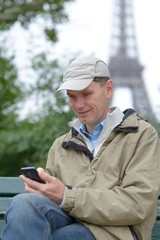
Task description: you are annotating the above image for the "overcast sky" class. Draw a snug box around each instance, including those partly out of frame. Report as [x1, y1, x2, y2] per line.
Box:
[4, 0, 160, 118]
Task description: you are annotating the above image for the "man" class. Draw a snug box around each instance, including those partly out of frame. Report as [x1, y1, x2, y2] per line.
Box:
[2, 56, 160, 240]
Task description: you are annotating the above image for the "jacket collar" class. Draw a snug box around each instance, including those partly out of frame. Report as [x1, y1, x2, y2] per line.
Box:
[63, 108, 139, 161]
[71, 108, 139, 137]
[114, 108, 139, 132]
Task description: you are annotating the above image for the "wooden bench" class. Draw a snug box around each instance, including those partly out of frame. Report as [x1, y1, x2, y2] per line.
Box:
[0, 177, 25, 238]
[0, 177, 160, 239]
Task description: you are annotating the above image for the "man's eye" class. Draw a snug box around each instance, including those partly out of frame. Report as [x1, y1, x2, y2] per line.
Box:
[84, 92, 90, 96]
[69, 95, 75, 99]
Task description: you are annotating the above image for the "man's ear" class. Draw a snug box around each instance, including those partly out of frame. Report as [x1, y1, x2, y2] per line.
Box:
[106, 79, 113, 99]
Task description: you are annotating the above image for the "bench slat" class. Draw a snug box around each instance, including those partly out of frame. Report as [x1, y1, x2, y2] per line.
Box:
[152, 221, 160, 239]
[0, 198, 12, 218]
[0, 220, 6, 238]
[0, 177, 24, 196]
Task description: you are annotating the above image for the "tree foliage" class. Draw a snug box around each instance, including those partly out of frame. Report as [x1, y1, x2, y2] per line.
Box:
[0, 107, 74, 176]
[0, 0, 75, 176]
[0, 0, 74, 42]
[0, 53, 75, 176]
[0, 47, 25, 129]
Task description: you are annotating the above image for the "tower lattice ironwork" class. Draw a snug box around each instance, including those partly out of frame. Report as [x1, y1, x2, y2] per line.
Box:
[108, 0, 152, 117]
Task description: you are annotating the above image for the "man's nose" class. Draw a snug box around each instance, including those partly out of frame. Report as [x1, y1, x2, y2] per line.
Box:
[74, 97, 84, 108]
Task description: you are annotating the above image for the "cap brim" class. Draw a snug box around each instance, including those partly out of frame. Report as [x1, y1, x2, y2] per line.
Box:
[56, 78, 93, 92]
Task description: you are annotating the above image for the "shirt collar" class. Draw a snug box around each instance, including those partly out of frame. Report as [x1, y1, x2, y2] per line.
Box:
[80, 118, 106, 136]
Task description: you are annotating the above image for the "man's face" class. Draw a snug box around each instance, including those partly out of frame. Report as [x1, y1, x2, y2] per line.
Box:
[67, 80, 113, 133]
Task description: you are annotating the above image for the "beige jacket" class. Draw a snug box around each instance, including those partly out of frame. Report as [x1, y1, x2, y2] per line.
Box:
[46, 109, 160, 240]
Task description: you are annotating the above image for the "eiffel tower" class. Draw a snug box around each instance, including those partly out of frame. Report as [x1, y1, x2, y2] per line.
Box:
[108, 0, 153, 117]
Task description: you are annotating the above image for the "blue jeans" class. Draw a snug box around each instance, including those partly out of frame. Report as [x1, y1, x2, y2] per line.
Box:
[2, 193, 96, 240]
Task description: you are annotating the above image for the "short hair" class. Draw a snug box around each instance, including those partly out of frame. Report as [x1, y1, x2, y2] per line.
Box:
[93, 77, 110, 87]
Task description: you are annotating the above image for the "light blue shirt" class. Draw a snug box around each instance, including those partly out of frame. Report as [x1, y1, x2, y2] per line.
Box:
[80, 118, 106, 149]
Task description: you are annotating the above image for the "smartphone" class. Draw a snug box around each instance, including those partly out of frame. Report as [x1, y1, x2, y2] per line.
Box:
[21, 167, 45, 184]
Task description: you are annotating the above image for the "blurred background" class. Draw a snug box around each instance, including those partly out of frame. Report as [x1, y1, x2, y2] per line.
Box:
[0, 0, 160, 176]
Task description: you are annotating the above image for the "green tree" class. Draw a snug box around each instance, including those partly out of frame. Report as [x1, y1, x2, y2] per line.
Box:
[0, 0, 75, 176]
[0, 0, 74, 42]
[0, 107, 74, 176]
[0, 47, 25, 129]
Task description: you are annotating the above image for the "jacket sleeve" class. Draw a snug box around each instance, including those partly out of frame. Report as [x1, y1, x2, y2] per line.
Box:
[61, 125, 160, 226]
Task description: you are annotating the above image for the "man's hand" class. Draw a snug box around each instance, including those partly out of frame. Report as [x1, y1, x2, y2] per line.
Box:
[19, 168, 65, 205]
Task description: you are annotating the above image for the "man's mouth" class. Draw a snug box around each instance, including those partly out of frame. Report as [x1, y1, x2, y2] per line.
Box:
[78, 109, 91, 117]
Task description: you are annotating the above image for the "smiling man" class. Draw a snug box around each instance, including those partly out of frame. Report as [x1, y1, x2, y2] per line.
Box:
[67, 79, 112, 134]
[2, 57, 160, 240]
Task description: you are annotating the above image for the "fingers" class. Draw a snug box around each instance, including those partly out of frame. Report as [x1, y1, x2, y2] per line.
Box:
[24, 182, 41, 194]
[37, 168, 55, 184]
[19, 169, 55, 193]
[19, 170, 65, 205]
[19, 174, 42, 191]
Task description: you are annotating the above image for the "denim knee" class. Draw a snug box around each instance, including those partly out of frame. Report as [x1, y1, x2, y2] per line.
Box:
[3, 193, 54, 240]
[5, 193, 39, 221]
[8, 193, 42, 211]
[6, 193, 71, 222]
[5, 193, 74, 236]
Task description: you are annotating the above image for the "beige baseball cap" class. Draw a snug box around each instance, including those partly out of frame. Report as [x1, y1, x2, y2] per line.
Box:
[56, 56, 110, 92]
